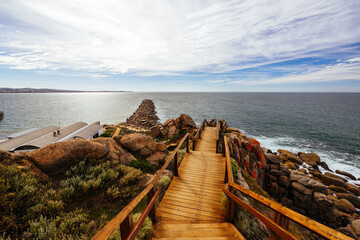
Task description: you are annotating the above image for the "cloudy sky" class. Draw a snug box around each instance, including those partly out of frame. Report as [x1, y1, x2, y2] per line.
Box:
[0, 0, 359, 91]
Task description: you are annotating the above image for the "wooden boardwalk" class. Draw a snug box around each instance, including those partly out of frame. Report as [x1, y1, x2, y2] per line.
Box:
[154, 127, 244, 239]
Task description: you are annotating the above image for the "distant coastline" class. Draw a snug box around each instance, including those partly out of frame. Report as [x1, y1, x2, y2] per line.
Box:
[0, 87, 131, 93]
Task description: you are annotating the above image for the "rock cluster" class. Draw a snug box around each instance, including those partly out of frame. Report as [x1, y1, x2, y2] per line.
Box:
[161, 114, 198, 139]
[115, 133, 168, 167]
[265, 148, 360, 238]
[126, 99, 160, 128]
[226, 130, 267, 187]
[225, 127, 360, 238]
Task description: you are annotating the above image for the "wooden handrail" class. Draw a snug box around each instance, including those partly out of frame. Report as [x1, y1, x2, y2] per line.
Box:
[229, 182, 353, 240]
[224, 135, 234, 183]
[223, 188, 298, 240]
[126, 189, 160, 240]
[152, 132, 189, 185]
[92, 133, 191, 240]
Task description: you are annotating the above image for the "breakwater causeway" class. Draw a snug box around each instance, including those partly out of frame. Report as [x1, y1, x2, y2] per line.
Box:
[0, 92, 359, 176]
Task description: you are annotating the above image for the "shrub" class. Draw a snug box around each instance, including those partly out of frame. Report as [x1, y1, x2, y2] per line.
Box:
[24, 210, 94, 239]
[60, 160, 142, 203]
[128, 158, 151, 173]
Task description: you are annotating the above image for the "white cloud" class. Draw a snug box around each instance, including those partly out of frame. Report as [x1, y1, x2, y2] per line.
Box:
[243, 60, 360, 85]
[0, 0, 359, 77]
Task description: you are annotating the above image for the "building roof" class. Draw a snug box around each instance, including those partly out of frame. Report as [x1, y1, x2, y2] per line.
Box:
[0, 126, 60, 151]
[7, 128, 39, 139]
[13, 122, 88, 151]
[58, 121, 102, 141]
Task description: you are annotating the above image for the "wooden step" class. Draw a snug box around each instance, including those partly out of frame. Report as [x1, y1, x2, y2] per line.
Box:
[153, 223, 245, 239]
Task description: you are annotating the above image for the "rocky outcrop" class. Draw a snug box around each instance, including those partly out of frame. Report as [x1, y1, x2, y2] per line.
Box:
[30, 139, 108, 175]
[126, 99, 160, 128]
[91, 138, 136, 164]
[162, 114, 198, 139]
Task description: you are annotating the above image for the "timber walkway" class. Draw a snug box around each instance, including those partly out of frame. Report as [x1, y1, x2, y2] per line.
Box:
[93, 119, 353, 240]
[154, 126, 243, 239]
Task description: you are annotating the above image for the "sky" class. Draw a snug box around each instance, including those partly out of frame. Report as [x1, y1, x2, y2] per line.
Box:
[0, 0, 360, 92]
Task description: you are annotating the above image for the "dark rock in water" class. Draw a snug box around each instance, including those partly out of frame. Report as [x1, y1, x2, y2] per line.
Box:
[321, 174, 346, 188]
[320, 161, 331, 171]
[0, 111, 3, 120]
[126, 99, 160, 128]
[324, 172, 348, 182]
[336, 170, 357, 180]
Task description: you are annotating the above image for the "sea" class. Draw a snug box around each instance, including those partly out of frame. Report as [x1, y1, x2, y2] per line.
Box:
[0, 92, 359, 178]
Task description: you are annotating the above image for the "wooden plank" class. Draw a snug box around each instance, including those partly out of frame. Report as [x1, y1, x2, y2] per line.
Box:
[154, 227, 235, 238]
[161, 200, 224, 214]
[162, 195, 224, 209]
[157, 209, 223, 221]
[157, 204, 224, 219]
[227, 223, 246, 240]
[154, 223, 229, 230]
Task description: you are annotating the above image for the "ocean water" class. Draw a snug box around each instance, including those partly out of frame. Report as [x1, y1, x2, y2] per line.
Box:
[0, 92, 359, 178]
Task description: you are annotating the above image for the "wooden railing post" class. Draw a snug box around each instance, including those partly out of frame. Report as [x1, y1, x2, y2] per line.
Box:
[147, 188, 156, 223]
[222, 140, 226, 157]
[271, 211, 289, 240]
[225, 185, 235, 222]
[186, 134, 190, 153]
[192, 139, 196, 151]
[174, 152, 179, 177]
[224, 161, 228, 183]
[120, 214, 133, 240]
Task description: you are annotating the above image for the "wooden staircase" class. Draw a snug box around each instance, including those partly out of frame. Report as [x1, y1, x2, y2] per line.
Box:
[153, 222, 245, 240]
[153, 127, 244, 239]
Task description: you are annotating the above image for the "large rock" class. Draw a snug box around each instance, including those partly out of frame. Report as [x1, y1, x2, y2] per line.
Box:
[293, 190, 312, 209]
[334, 198, 352, 213]
[30, 139, 108, 175]
[178, 114, 197, 128]
[324, 172, 348, 182]
[345, 183, 360, 196]
[119, 133, 155, 156]
[340, 199, 356, 213]
[351, 219, 360, 236]
[313, 192, 334, 220]
[0, 111, 3, 120]
[336, 170, 356, 180]
[146, 151, 168, 166]
[150, 125, 161, 138]
[278, 149, 303, 165]
[336, 193, 360, 208]
[299, 153, 321, 165]
[91, 138, 136, 164]
[291, 182, 312, 195]
[321, 174, 346, 188]
[265, 153, 280, 165]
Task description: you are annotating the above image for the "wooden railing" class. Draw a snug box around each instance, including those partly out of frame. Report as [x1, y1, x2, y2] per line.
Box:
[222, 135, 353, 240]
[92, 121, 207, 240]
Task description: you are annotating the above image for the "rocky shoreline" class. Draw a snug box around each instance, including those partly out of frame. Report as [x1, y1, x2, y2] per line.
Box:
[1, 99, 359, 239]
[225, 127, 360, 239]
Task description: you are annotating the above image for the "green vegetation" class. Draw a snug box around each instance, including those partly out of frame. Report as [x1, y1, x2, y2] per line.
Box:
[231, 158, 240, 184]
[128, 158, 152, 173]
[101, 127, 115, 137]
[0, 158, 144, 239]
